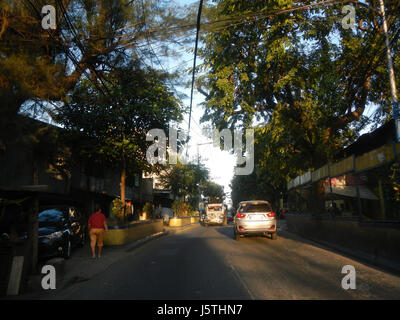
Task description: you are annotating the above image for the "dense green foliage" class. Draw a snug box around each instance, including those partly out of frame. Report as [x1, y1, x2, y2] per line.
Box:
[0, 0, 192, 144]
[55, 61, 183, 177]
[172, 198, 192, 217]
[198, 0, 400, 199]
[0, 0, 192, 203]
[159, 162, 210, 210]
[202, 180, 225, 202]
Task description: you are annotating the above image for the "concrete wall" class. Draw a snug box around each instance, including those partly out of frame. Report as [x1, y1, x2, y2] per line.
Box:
[169, 216, 200, 227]
[286, 214, 400, 273]
[103, 219, 163, 246]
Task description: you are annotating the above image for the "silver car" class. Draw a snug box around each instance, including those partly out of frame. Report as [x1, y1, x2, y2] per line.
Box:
[234, 200, 277, 241]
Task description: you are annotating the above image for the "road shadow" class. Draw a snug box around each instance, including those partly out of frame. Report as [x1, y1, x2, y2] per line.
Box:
[276, 229, 400, 278]
[213, 225, 272, 241]
[213, 225, 234, 239]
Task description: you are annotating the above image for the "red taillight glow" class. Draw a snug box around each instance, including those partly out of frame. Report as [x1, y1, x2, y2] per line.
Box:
[267, 212, 275, 217]
[236, 213, 246, 218]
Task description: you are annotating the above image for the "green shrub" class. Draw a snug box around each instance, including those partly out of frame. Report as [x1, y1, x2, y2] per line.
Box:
[111, 198, 125, 223]
[172, 199, 190, 217]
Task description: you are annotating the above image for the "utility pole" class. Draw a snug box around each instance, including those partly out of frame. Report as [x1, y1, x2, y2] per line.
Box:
[379, 0, 399, 142]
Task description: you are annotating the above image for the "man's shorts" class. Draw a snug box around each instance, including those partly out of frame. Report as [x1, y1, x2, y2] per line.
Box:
[90, 228, 104, 247]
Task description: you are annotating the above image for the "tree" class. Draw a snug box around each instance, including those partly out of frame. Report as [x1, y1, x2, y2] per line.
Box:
[55, 61, 183, 211]
[198, 0, 400, 184]
[159, 161, 210, 210]
[0, 0, 194, 145]
[202, 181, 225, 203]
[230, 163, 285, 210]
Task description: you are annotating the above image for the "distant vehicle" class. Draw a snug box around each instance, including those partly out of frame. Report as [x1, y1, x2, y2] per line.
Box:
[234, 200, 277, 241]
[38, 206, 86, 259]
[204, 203, 227, 227]
[227, 212, 234, 223]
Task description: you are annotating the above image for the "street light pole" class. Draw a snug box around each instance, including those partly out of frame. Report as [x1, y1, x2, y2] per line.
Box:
[196, 141, 213, 165]
[379, 0, 399, 142]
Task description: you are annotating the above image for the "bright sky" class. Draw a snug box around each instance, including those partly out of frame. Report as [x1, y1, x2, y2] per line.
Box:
[181, 90, 237, 206]
[169, 59, 237, 206]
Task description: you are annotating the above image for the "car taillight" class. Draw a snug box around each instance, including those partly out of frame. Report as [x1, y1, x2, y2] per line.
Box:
[236, 213, 246, 218]
[267, 212, 275, 217]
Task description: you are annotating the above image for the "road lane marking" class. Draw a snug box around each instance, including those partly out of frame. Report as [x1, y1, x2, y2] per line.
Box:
[230, 264, 255, 300]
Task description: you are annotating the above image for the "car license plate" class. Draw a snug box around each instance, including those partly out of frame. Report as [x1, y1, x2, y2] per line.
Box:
[249, 214, 265, 220]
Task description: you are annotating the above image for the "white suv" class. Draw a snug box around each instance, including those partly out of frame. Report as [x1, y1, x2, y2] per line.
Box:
[234, 200, 277, 241]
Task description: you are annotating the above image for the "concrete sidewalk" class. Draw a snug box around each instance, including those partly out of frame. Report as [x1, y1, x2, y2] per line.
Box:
[13, 223, 201, 299]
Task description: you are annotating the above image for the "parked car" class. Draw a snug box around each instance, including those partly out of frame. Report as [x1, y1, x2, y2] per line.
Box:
[38, 205, 86, 260]
[234, 200, 277, 241]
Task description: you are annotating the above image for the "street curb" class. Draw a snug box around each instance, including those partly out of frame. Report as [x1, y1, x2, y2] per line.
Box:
[125, 231, 168, 252]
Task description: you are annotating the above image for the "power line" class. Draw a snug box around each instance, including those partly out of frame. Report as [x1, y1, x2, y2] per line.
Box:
[57, 0, 116, 98]
[135, 2, 206, 143]
[86, 0, 358, 43]
[187, 0, 204, 154]
[133, 41, 206, 141]
[41, 0, 387, 55]
[23, 0, 111, 98]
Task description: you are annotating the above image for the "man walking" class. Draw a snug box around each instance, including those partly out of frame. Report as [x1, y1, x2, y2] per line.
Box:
[88, 206, 109, 259]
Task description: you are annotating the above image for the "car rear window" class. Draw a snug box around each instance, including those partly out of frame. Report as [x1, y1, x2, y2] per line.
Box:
[208, 206, 222, 211]
[239, 203, 272, 213]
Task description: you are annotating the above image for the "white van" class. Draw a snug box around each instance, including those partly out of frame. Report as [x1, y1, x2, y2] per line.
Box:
[204, 203, 227, 226]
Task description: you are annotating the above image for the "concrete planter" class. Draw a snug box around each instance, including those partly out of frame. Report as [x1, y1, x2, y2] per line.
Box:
[103, 219, 163, 246]
[169, 216, 200, 227]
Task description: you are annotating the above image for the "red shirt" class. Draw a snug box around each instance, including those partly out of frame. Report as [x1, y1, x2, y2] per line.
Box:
[89, 211, 106, 229]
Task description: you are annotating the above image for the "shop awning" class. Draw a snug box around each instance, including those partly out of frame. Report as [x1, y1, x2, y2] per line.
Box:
[325, 185, 379, 200]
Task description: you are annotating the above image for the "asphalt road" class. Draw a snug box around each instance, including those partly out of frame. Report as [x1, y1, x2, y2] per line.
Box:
[45, 222, 400, 300]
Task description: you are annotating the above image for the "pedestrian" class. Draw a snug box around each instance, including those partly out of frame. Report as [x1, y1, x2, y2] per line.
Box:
[88, 206, 109, 259]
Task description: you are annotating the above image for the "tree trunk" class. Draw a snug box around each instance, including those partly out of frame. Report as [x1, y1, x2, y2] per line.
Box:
[30, 160, 39, 273]
[120, 151, 126, 221]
